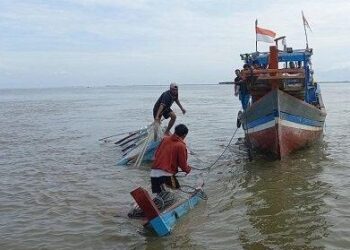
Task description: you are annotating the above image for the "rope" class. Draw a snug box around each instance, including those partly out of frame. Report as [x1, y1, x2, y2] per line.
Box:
[241, 110, 253, 161]
[173, 125, 240, 201]
[175, 119, 241, 201]
[178, 185, 208, 200]
[190, 126, 239, 172]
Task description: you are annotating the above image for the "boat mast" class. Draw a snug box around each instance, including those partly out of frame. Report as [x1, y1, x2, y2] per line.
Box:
[303, 22, 309, 49]
[268, 46, 279, 89]
[301, 11, 311, 49]
[255, 19, 258, 52]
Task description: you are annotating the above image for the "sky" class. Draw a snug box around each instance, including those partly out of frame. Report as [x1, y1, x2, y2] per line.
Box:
[1, 0, 350, 88]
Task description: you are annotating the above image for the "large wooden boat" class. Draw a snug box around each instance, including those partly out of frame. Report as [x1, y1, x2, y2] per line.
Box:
[239, 43, 327, 159]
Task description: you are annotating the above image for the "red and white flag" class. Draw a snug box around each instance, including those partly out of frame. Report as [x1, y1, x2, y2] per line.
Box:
[256, 25, 276, 43]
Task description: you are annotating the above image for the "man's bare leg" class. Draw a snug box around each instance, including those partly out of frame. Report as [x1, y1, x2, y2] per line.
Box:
[164, 112, 176, 135]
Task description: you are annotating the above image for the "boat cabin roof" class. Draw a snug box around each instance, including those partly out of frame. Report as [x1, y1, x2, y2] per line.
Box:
[241, 48, 313, 65]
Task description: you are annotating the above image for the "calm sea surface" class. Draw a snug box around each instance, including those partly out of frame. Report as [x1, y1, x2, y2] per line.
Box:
[1, 83, 349, 249]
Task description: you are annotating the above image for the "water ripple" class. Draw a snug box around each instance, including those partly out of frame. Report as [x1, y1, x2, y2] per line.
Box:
[1, 84, 349, 249]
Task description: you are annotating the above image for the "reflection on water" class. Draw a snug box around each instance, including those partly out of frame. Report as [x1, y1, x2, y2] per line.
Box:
[239, 142, 331, 249]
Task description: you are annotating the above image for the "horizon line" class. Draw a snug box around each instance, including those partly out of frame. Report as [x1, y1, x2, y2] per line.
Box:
[0, 80, 349, 90]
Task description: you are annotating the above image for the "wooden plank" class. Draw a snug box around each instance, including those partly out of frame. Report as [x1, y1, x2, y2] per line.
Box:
[242, 68, 304, 76]
[130, 187, 160, 221]
[257, 75, 304, 80]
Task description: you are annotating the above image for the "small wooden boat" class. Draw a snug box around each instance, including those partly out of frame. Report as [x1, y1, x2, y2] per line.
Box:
[117, 140, 160, 165]
[129, 186, 206, 236]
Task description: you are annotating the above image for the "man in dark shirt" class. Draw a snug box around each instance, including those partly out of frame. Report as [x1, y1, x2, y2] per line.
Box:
[234, 69, 241, 96]
[234, 68, 250, 110]
[153, 83, 186, 135]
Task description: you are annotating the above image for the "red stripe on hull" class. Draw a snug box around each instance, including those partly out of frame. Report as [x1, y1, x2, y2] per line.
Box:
[279, 124, 323, 158]
[248, 125, 280, 157]
[248, 123, 323, 159]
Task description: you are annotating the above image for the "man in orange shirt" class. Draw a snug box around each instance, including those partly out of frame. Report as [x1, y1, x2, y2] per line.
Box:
[151, 124, 191, 194]
[128, 124, 191, 217]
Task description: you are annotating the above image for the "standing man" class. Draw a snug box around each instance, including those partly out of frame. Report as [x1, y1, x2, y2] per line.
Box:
[233, 69, 241, 97]
[234, 68, 250, 110]
[151, 124, 191, 196]
[153, 83, 186, 135]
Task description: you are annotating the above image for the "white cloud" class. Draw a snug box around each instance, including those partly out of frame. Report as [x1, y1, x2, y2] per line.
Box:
[0, 0, 350, 88]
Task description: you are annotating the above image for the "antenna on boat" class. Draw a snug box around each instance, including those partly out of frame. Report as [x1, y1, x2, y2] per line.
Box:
[255, 19, 258, 52]
[274, 36, 286, 51]
[301, 11, 312, 49]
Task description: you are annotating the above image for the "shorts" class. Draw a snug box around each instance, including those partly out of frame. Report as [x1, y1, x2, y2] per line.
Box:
[153, 108, 173, 119]
[151, 175, 180, 193]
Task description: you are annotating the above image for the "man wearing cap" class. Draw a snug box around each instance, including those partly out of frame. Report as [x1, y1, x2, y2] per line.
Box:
[153, 83, 186, 135]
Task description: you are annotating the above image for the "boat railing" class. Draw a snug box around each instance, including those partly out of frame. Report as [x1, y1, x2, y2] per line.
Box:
[241, 68, 305, 80]
[243, 68, 306, 102]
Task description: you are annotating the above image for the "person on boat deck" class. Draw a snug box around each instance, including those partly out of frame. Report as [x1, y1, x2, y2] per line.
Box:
[234, 67, 250, 110]
[151, 124, 191, 194]
[297, 61, 302, 68]
[153, 83, 186, 135]
[252, 63, 261, 69]
[314, 82, 322, 108]
[234, 69, 241, 96]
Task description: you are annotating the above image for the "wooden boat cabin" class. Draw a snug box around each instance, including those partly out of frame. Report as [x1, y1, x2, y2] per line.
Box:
[240, 42, 322, 109]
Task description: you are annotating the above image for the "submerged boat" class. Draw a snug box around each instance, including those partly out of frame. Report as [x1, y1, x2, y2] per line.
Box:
[116, 123, 164, 166]
[239, 41, 326, 159]
[129, 186, 206, 236]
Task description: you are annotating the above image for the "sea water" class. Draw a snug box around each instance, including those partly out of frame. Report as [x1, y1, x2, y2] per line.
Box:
[1, 83, 349, 249]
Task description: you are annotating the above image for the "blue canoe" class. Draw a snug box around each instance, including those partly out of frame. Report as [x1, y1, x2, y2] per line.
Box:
[130, 187, 206, 236]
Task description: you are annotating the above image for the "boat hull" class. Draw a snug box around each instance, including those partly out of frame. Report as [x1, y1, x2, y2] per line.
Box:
[242, 89, 326, 159]
[148, 190, 204, 236]
[117, 140, 159, 165]
[130, 187, 205, 236]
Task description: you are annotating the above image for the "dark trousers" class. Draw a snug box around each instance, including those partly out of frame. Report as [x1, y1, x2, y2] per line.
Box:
[151, 175, 180, 193]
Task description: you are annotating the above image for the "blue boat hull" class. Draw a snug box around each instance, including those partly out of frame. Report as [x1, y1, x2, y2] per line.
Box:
[148, 191, 204, 236]
[117, 140, 160, 165]
[130, 187, 206, 237]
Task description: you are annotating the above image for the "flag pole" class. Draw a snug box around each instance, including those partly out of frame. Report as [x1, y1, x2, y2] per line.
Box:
[255, 19, 258, 52]
[302, 11, 309, 49]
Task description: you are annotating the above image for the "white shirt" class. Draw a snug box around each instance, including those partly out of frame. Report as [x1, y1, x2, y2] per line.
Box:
[150, 169, 173, 177]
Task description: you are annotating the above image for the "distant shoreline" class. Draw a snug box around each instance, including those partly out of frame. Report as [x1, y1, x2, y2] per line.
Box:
[1, 81, 349, 90]
[317, 81, 350, 83]
[218, 80, 350, 85]
[218, 82, 234, 85]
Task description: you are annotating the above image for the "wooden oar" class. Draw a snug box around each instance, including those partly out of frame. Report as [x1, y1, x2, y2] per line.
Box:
[114, 124, 152, 145]
[117, 131, 147, 147]
[115, 129, 145, 145]
[122, 142, 136, 152]
[98, 132, 129, 142]
[99, 125, 148, 142]
[134, 126, 154, 167]
[122, 136, 148, 153]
